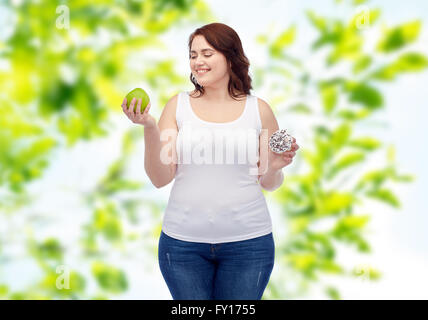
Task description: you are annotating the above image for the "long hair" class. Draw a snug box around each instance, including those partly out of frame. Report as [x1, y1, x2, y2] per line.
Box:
[188, 22, 253, 100]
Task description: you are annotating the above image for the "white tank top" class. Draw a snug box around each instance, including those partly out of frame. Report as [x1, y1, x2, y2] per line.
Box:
[161, 91, 272, 243]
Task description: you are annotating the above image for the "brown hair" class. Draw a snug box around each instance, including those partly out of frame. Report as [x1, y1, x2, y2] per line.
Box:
[188, 22, 253, 100]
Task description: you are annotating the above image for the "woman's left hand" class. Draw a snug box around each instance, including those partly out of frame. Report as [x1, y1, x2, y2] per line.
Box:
[267, 137, 299, 171]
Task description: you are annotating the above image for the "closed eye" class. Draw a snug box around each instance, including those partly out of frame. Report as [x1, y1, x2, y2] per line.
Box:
[190, 55, 213, 59]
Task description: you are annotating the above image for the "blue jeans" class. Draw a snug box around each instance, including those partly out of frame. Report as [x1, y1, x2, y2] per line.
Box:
[158, 230, 275, 300]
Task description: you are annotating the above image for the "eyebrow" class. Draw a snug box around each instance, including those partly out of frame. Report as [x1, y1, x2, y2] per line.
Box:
[190, 48, 215, 54]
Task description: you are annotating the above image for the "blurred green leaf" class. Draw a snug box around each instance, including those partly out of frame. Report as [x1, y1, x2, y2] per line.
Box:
[35, 238, 63, 260]
[349, 137, 381, 150]
[100, 179, 143, 194]
[287, 252, 317, 273]
[270, 25, 296, 58]
[340, 215, 370, 229]
[327, 28, 362, 64]
[288, 103, 312, 114]
[96, 158, 144, 195]
[93, 205, 123, 241]
[319, 83, 338, 113]
[370, 52, 428, 80]
[306, 10, 327, 32]
[312, 22, 343, 50]
[331, 215, 371, 251]
[353, 55, 372, 74]
[318, 260, 343, 274]
[314, 136, 334, 164]
[0, 285, 9, 297]
[319, 191, 354, 215]
[314, 125, 332, 138]
[325, 286, 341, 299]
[331, 123, 352, 150]
[355, 168, 390, 191]
[367, 188, 401, 208]
[307, 233, 336, 259]
[387, 144, 396, 163]
[327, 151, 365, 179]
[337, 109, 370, 120]
[346, 82, 383, 109]
[289, 216, 311, 234]
[377, 21, 421, 53]
[92, 262, 128, 293]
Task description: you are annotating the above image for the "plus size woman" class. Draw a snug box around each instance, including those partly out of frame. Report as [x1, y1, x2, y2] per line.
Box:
[122, 22, 299, 300]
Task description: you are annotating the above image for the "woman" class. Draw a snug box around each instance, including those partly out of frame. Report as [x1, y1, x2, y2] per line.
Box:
[122, 22, 299, 300]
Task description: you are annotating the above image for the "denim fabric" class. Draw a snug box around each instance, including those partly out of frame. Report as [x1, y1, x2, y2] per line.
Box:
[158, 230, 275, 300]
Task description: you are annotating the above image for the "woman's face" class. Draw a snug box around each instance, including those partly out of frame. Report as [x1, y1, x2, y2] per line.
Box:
[190, 35, 230, 88]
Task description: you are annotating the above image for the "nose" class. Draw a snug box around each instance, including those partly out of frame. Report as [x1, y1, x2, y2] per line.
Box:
[194, 55, 207, 66]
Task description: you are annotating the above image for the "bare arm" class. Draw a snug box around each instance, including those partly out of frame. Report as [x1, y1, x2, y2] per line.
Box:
[144, 94, 178, 188]
[257, 98, 284, 192]
[144, 125, 175, 188]
[122, 94, 178, 188]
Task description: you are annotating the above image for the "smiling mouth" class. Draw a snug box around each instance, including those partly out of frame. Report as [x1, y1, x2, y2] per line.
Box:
[196, 69, 210, 75]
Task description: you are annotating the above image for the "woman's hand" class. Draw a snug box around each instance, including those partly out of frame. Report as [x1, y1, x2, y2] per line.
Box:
[122, 97, 156, 128]
[267, 137, 299, 171]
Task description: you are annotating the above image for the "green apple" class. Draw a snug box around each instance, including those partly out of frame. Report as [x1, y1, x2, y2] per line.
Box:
[125, 88, 150, 113]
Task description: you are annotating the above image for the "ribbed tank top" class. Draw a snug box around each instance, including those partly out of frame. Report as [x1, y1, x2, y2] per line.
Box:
[161, 91, 272, 244]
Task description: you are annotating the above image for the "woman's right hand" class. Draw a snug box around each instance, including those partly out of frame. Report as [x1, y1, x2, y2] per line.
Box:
[122, 97, 156, 128]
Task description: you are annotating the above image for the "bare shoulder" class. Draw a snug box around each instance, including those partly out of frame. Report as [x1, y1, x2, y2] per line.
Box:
[163, 93, 180, 115]
[257, 97, 278, 130]
[165, 93, 179, 109]
[158, 93, 179, 129]
[257, 97, 270, 112]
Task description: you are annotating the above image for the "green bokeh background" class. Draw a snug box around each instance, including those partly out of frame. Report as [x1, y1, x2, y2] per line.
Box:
[1, 0, 427, 299]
